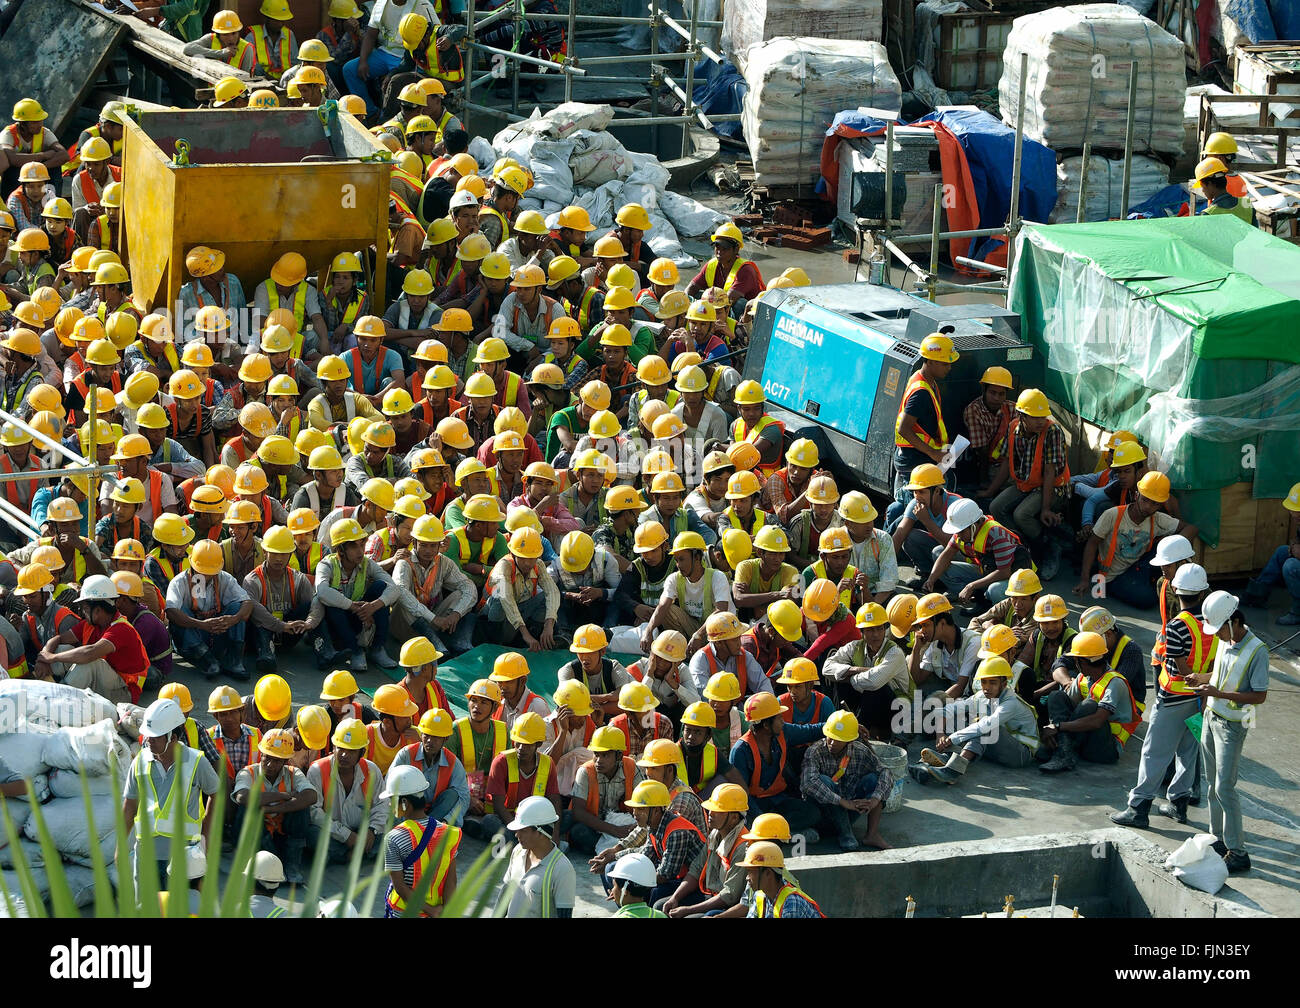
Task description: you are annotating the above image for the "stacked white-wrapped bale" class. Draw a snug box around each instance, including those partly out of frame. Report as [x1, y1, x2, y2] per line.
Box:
[724, 0, 883, 61]
[998, 4, 1185, 157]
[742, 39, 901, 190]
[1050, 154, 1172, 223]
[0, 682, 129, 914]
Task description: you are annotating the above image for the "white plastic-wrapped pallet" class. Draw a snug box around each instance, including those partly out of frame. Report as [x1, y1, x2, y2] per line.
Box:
[1050, 153, 1171, 222]
[999, 4, 1185, 156]
[742, 39, 901, 189]
[724, 0, 883, 60]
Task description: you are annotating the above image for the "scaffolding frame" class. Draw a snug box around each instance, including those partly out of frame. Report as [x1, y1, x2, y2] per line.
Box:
[460, 0, 740, 155]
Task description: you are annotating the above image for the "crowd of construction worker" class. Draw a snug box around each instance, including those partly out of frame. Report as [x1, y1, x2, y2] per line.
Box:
[0, 3, 1273, 914]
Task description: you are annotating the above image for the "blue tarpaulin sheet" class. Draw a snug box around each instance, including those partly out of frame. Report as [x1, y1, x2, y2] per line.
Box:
[1226, 0, 1300, 41]
[691, 59, 747, 140]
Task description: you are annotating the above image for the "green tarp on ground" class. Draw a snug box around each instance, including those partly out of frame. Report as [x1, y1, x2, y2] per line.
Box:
[1010, 215, 1300, 543]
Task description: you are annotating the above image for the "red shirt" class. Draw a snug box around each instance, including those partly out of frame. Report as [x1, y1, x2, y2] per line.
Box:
[77, 617, 149, 702]
[476, 432, 544, 469]
[804, 612, 859, 668]
[485, 750, 559, 814]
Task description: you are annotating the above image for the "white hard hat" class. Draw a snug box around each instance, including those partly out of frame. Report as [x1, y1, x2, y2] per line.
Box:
[76, 573, 119, 604]
[317, 898, 360, 918]
[254, 850, 285, 885]
[379, 764, 428, 801]
[1201, 590, 1239, 634]
[608, 851, 658, 889]
[506, 794, 558, 831]
[140, 697, 186, 738]
[1170, 563, 1209, 594]
[1150, 534, 1194, 567]
[185, 844, 207, 880]
[449, 189, 479, 211]
[941, 497, 984, 535]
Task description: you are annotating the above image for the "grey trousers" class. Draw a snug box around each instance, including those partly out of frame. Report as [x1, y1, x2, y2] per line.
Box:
[1128, 694, 1199, 806]
[931, 547, 1010, 605]
[1045, 694, 1120, 764]
[991, 486, 1044, 543]
[1202, 710, 1249, 853]
[961, 728, 1035, 767]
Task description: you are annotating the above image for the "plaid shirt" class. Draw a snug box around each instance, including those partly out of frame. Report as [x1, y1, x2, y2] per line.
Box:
[646, 811, 706, 884]
[799, 738, 892, 806]
[593, 519, 636, 563]
[749, 885, 823, 918]
[1010, 420, 1068, 506]
[964, 397, 1010, 451]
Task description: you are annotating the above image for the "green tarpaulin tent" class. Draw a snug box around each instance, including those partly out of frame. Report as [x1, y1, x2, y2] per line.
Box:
[1010, 215, 1300, 542]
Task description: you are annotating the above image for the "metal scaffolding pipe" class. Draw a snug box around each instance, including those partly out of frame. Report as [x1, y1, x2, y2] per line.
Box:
[463, 101, 529, 123]
[614, 112, 739, 125]
[577, 51, 694, 64]
[527, 11, 722, 26]
[466, 40, 586, 74]
[681, 0, 700, 158]
[661, 72, 713, 131]
[1076, 141, 1091, 223]
[1120, 62, 1138, 216]
[464, 0, 476, 135]
[891, 226, 1007, 245]
[1006, 51, 1027, 278]
[0, 409, 86, 466]
[884, 121, 895, 232]
[0, 463, 117, 483]
[658, 11, 722, 63]
[0, 497, 39, 539]
[882, 237, 929, 283]
[955, 256, 1007, 275]
[565, 0, 576, 102]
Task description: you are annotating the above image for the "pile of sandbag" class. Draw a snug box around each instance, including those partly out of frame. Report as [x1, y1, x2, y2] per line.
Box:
[999, 4, 1185, 156]
[723, 0, 883, 60]
[492, 103, 731, 270]
[742, 39, 901, 189]
[0, 681, 131, 910]
[1050, 153, 1171, 222]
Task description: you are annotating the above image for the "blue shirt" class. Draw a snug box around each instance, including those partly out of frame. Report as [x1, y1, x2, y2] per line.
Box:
[730, 724, 823, 793]
[31, 485, 89, 537]
[351, 348, 403, 396]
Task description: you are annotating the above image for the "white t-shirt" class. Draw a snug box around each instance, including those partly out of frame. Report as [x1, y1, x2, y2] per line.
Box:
[370, 0, 439, 57]
[1091, 505, 1180, 577]
[660, 569, 733, 621]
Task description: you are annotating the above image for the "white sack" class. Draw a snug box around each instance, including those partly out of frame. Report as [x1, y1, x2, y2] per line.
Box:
[24, 794, 116, 862]
[42, 718, 131, 778]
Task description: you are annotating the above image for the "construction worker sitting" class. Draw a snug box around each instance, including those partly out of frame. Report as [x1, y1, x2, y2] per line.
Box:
[1112, 563, 1213, 828]
[122, 698, 220, 885]
[484, 525, 560, 650]
[775, 657, 835, 767]
[801, 709, 892, 851]
[390, 707, 470, 825]
[254, 252, 326, 358]
[365, 683, 420, 775]
[485, 710, 560, 832]
[960, 365, 1014, 490]
[837, 492, 897, 603]
[687, 222, 763, 307]
[306, 353, 381, 431]
[247, 0, 299, 78]
[589, 778, 707, 906]
[1076, 471, 1195, 611]
[675, 700, 744, 798]
[607, 852, 667, 917]
[608, 681, 674, 762]
[911, 655, 1040, 791]
[908, 592, 980, 700]
[926, 496, 1030, 607]
[1016, 593, 1075, 715]
[1193, 156, 1253, 225]
[555, 622, 630, 716]
[641, 529, 732, 658]
[686, 609, 771, 698]
[1039, 630, 1142, 775]
[315, 516, 400, 671]
[740, 841, 824, 918]
[183, 9, 257, 70]
[232, 728, 317, 884]
[1068, 604, 1146, 707]
[1, 98, 68, 192]
[739, 599, 803, 685]
[161, 539, 252, 679]
[34, 572, 147, 703]
[8, 162, 57, 235]
[970, 567, 1040, 652]
[447, 677, 509, 839]
[730, 691, 822, 839]
[243, 524, 319, 673]
[980, 388, 1070, 579]
[379, 763, 462, 917]
[660, 782, 750, 917]
[307, 717, 387, 863]
[551, 528, 619, 634]
[567, 723, 639, 854]
[801, 577, 859, 669]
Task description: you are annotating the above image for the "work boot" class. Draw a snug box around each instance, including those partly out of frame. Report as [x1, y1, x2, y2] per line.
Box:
[369, 645, 397, 670]
[922, 763, 963, 784]
[1211, 838, 1228, 857]
[350, 648, 367, 672]
[1278, 602, 1300, 626]
[312, 634, 336, 671]
[229, 652, 251, 682]
[1039, 734, 1077, 773]
[282, 839, 307, 885]
[1241, 578, 1271, 608]
[919, 747, 947, 768]
[1110, 800, 1151, 828]
[1038, 535, 1063, 582]
[1224, 850, 1251, 874]
[256, 639, 276, 674]
[908, 763, 933, 786]
[1157, 795, 1189, 824]
[204, 654, 222, 679]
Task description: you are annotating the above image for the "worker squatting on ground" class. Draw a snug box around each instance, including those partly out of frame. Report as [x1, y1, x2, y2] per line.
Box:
[0, 44, 1276, 916]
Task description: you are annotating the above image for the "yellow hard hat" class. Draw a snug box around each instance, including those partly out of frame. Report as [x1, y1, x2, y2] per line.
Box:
[704, 610, 746, 643]
[1192, 156, 1229, 188]
[757, 599, 800, 643]
[3, 327, 41, 358]
[189, 539, 224, 576]
[602, 284, 636, 311]
[237, 353, 272, 385]
[474, 336, 510, 363]
[1033, 594, 1068, 622]
[297, 705, 332, 750]
[316, 354, 351, 382]
[53, 306, 84, 345]
[1137, 471, 1171, 503]
[358, 477, 394, 512]
[823, 710, 860, 744]
[547, 256, 581, 287]
[224, 499, 263, 526]
[753, 525, 790, 553]
[261, 525, 295, 554]
[720, 528, 752, 570]
[12, 97, 47, 122]
[744, 692, 783, 723]
[979, 365, 1014, 389]
[1015, 388, 1051, 418]
[636, 356, 671, 388]
[912, 592, 952, 627]
[14, 563, 54, 597]
[213, 76, 248, 105]
[511, 264, 546, 289]
[416, 708, 454, 738]
[593, 235, 626, 260]
[398, 10, 429, 48]
[725, 470, 762, 500]
[1203, 132, 1238, 157]
[635, 738, 681, 768]
[490, 651, 530, 683]
[680, 701, 716, 729]
[110, 477, 146, 505]
[373, 683, 419, 719]
[109, 567, 146, 594]
[818, 527, 852, 555]
[463, 494, 504, 523]
[41, 197, 72, 221]
[159, 682, 194, 714]
[978, 624, 1019, 658]
[606, 263, 637, 293]
[254, 674, 293, 722]
[152, 513, 195, 546]
[702, 669, 741, 702]
[249, 89, 279, 110]
[31, 543, 68, 570]
[208, 684, 244, 714]
[776, 656, 818, 685]
[1006, 568, 1042, 597]
[615, 203, 653, 231]
[733, 379, 765, 406]
[918, 332, 960, 363]
[633, 520, 669, 555]
[479, 252, 512, 281]
[410, 512, 446, 543]
[589, 724, 628, 752]
[320, 669, 359, 701]
[801, 578, 839, 623]
[973, 656, 1014, 684]
[267, 374, 299, 399]
[710, 221, 744, 248]
[626, 779, 671, 808]
[605, 485, 646, 513]
[392, 494, 425, 522]
[192, 305, 229, 336]
[838, 490, 878, 524]
[508, 526, 544, 559]
[259, 729, 296, 761]
[1079, 606, 1116, 635]
[906, 464, 946, 491]
[556, 206, 595, 232]
[553, 680, 594, 718]
[362, 420, 397, 450]
[85, 337, 120, 367]
[332, 717, 368, 751]
[260, 0, 293, 20]
[329, 517, 367, 547]
[855, 602, 888, 630]
[1110, 441, 1147, 468]
[26, 382, 63, 415]
[509, 210, 546, 237]
[741, 814, 791, 844]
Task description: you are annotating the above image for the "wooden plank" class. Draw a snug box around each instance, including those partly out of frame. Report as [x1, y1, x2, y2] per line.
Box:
[0, 0, 126, 137]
